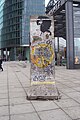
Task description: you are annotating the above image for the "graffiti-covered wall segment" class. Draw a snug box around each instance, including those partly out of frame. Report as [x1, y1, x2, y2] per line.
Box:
[30, 16, 55, 85]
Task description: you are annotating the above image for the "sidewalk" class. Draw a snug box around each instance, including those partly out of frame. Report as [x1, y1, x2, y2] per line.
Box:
[0, 61, 80, 120]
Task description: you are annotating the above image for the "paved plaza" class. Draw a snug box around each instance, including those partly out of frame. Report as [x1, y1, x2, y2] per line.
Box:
[0, 61, 80, 120]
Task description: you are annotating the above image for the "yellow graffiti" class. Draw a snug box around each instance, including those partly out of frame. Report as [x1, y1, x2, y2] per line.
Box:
[31, 81, 55, 85]
[31, 43, 54, 68]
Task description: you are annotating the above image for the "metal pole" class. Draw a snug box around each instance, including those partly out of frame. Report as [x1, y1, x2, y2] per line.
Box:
[57, 37, 59, 53]
[65, 0, 74, 69]
[6, 48, 8, 61]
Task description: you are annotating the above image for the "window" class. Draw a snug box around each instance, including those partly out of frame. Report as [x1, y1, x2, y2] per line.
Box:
[73, 4, 80, 64]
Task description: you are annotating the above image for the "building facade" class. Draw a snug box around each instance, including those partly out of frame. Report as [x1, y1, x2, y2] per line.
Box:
[0, 0, 45, 60]
[46, 0, 80, 69]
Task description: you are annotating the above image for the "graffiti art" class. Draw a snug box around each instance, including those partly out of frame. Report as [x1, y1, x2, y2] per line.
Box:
[30, 16, 55, 85]
[31, 43, 54, 68]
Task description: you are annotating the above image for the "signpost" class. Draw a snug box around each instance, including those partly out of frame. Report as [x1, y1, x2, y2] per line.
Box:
[27, 16, 60, 100]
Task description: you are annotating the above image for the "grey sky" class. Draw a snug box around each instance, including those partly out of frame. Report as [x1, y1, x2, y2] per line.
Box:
[45, 0, 50, 6]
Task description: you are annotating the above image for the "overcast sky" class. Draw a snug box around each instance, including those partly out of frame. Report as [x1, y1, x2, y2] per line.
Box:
[45, 0, 50, 6]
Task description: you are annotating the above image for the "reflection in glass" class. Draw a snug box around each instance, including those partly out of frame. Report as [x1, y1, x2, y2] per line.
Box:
[73, 4, 80, 64]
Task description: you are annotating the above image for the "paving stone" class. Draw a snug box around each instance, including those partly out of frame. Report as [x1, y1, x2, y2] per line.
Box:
[54, 98, 79, 108]
[10, 97, 30, 105]
[0, 94, 8, 99]
[65, 92, 80, 99]
[9, 92, 26, 98]
[9, 85, 21, 89]
[9, 84, 21, 88]
[0, 86, 7, 90]
[10, 104, 35, 115]
[63, 106, 80, 119]
[0, 99, 8, 106]
[72, 97, 80, 104]
[0, 116, 9, 120]
[60, 88, 75, 93]
[32, 101, 59, 112]
[59, 92, 69, 99]
[0, 90, 8, 94]
[11, 113, 40, 120]
[9, 88, 24, 93]
[9, 83, 21, 87]
[38, 109, 72, 120]
[0, 106, 9, 116]
[73, 87, 80, 91]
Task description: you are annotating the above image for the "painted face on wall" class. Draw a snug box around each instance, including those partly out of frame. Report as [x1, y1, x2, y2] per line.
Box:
[37, 16, 51, 36]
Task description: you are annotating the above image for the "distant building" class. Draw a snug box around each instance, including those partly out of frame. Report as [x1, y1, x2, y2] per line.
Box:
[0, 0, 45, 60]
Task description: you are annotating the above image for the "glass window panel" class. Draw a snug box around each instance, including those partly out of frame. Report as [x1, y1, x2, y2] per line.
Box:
[73, 4, 80, 64]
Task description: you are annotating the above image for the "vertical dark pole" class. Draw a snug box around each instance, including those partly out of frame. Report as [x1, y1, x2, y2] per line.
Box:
[57, 37, 59, 53]
[65, 0, 74, 69]
[1, 49, 4, 59]
[29, 32, 31, 62]
[6, 48, 8, 61]
[14, 47, 16, 61]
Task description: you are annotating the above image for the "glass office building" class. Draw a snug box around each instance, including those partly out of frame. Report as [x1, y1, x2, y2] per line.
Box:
[0, 0, 45, 60]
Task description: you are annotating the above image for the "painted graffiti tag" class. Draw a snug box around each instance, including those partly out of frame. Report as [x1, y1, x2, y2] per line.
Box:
[32, 75, 46, 81]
